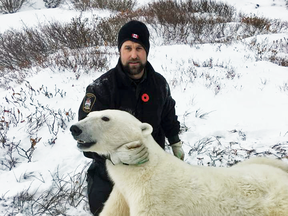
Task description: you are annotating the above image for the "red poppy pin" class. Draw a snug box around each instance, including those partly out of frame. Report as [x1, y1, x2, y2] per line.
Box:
[141, 93, 149, 102]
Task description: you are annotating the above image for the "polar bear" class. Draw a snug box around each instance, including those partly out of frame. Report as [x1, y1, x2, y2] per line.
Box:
[70, 109, 288, 216]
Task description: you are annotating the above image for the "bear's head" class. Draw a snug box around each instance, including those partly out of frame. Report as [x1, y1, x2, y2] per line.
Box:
[70, 109, 153, 155]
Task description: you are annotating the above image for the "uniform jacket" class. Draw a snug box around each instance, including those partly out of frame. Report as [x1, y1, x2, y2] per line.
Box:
[78, 59, 180, 161]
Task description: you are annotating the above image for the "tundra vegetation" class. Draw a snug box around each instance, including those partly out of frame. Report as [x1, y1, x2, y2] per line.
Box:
[0, 0, 287, 215]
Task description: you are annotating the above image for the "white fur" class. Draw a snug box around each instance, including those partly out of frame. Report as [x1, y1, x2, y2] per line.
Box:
[73, 110, 288, 216]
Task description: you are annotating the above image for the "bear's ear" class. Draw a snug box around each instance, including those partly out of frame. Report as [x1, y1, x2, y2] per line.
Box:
[140, 123, 153, 137]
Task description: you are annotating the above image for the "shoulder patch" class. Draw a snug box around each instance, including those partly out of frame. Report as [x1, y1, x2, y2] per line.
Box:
[82, 93, 96, 113]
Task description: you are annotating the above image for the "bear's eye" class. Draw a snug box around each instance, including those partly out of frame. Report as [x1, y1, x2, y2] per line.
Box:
[101, 116, 110, 122]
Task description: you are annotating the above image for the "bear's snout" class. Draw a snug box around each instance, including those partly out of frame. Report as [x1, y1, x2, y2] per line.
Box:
[70, 124, 97, 150]
[70, 125, 82, 137]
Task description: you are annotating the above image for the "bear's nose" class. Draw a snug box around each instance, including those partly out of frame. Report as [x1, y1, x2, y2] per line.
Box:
[70, 125, 82, 137]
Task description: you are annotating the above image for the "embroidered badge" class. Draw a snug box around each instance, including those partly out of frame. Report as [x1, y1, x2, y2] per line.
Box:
[132, 33, 139, 39]
[141, 93, 149, 102]
[83, 93, 96, 113]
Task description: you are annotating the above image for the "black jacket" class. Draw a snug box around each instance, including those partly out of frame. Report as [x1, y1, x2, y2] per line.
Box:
[78, 59, 180, 161]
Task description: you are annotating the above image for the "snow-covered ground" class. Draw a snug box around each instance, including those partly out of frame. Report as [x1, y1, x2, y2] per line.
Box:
[0, 0, 288, 215]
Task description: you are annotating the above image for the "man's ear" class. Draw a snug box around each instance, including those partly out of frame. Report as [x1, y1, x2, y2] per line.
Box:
[140, 123, 153, 137]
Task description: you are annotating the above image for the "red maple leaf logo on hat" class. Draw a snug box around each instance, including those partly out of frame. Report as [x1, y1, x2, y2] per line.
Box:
[132, 33, 139, 39]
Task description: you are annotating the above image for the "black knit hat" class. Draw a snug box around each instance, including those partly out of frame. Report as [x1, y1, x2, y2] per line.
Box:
[118, 20, 150, 55]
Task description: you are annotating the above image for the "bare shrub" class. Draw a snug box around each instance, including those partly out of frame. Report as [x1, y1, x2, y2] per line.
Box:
[240, 15, 272, 35]
[41, 16, 100, 49]
[0, 108, 22, 170]
[188, 135, 288, 167]
[3, 165, 89, 215]
[45, 47, 109, 79]
[246, 37, 288, 67]
[43, 0, 61, 8]
[267, 37, 288, 67]
[0, 138, 20, 170]
[0, 15, 102, 71]
[0, 27, 48, 71]
[142, 0, 190, 44]
[270, 56, 288, 67]
[239, 14, 288, 37]
[93, 0, 136, 12]
[71, 0, 136, 12]
[0, 15, 107, 84]
[70, 0, 92, 11]
[0, 83, 76, 170]
[137, 0, 286, 44]
[0, 0, 27, 14]
[141, 0, 235, 45]
[185, 0, 234, 20]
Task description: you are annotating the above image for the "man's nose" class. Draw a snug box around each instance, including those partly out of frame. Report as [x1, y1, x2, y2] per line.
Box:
[130, 49, 138, 59]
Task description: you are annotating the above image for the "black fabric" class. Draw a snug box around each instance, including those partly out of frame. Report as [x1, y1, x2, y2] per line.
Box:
[118, 20, 150, 55]
[78, 59, 180, 215]
[86, 160, 113, 216]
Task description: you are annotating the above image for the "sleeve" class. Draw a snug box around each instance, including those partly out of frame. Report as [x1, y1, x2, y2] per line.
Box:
[78, 81, 110, 121]
[160, 82, 181, 145]
[78, 81, 111, 159]
[78, 88, 95, 121]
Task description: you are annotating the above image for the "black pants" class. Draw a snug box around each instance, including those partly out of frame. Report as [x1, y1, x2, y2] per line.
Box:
[87, 159, 113, 216]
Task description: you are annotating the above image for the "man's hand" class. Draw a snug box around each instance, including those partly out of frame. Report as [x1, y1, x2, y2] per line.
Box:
[110, 141, 149, 165]
[171, 141, 185, 160]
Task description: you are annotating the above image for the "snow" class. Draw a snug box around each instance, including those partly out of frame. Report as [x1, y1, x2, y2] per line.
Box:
[222, 0, 288, 21]
[0, 0, 288, 215]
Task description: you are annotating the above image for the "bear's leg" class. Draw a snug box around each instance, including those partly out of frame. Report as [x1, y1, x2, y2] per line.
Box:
[100, 186, 129, 216]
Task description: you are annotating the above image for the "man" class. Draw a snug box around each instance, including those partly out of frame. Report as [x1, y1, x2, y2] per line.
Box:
[78, 20, 184, 215]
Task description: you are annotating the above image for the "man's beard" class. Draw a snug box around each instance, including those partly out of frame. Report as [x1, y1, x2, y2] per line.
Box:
[122, 61, 146, 77]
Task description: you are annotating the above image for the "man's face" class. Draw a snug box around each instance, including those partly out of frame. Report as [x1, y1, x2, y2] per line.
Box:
[120, 40, 147, 79]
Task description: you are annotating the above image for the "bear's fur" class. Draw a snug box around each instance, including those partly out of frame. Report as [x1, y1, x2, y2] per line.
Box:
[71, 110, 288, 216]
